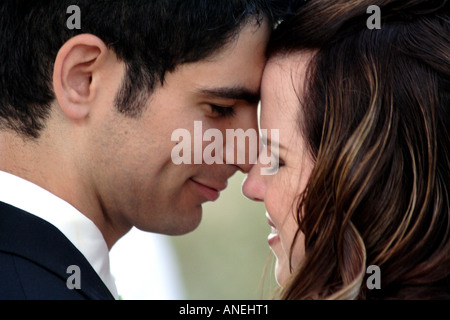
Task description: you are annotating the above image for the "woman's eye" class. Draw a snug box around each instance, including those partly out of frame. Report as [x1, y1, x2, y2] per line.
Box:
[209, 105, 236, 118]
[267, 157, 285, 174]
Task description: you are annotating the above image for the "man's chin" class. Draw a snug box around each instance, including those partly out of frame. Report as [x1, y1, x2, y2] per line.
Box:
[137, 206, 203, 236]
[170, 208, 203, 236]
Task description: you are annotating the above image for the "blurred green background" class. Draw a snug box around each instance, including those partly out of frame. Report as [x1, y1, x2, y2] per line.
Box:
[170, 172, 278, 299]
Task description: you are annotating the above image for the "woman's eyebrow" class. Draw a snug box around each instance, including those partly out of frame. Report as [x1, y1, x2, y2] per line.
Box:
[263, 137, 285, 151]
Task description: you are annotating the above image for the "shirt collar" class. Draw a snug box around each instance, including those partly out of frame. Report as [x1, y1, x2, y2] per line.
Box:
[0, 170, 119, 299]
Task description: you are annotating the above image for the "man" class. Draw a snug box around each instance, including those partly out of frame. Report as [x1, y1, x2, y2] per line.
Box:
[0, 0, 279, 299]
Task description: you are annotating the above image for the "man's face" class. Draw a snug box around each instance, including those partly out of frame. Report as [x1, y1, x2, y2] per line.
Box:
[87, 21, 270, 236]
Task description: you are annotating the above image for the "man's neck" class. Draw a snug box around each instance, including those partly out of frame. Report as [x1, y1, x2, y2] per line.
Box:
[0, 130, 129, 249]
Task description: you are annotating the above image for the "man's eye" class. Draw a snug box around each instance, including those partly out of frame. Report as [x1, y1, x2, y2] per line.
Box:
[209, 105, 236, 118]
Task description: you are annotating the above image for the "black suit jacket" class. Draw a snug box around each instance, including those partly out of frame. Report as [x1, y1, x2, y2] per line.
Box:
[0, 201, 115, 300]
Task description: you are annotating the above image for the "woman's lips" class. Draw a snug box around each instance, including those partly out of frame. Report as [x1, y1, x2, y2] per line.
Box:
[266, 212, 280, 246]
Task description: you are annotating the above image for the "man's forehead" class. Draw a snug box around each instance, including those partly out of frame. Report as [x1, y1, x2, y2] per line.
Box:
[163, 19, 269, 101]
[202, 18, 271, 63]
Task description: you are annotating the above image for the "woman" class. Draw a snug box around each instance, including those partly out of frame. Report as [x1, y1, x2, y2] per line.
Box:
[243, 0, 449, 299]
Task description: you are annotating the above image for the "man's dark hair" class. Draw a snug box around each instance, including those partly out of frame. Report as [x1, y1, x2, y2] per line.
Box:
[0, 0, 282, 138]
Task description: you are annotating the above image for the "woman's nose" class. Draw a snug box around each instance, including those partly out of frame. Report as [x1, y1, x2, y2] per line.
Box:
[242, 164, 265, 202]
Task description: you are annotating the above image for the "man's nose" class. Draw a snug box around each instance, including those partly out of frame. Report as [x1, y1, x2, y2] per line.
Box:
[224, 109, 259, 174]
[231, 132, 260, 173]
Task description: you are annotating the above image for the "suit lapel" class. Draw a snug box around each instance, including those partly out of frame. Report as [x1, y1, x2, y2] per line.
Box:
[0, 201, 115, 300]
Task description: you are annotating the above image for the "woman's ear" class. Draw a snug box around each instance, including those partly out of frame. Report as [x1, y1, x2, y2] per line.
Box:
[53, 34, 108, 120]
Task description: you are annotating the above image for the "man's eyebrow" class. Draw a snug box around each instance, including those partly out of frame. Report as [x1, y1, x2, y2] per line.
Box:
[198, 86, 261, 104]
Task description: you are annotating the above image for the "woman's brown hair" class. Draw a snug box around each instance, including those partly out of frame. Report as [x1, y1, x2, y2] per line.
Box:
[268, 0, 449, 299]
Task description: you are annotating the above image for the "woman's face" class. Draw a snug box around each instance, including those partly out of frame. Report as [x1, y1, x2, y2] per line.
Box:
[242, 53, 315, 286]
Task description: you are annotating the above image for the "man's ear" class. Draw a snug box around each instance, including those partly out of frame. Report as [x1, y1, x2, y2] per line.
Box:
[53, 34, 108, 120]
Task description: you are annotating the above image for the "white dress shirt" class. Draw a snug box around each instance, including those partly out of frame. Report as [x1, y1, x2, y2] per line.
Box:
[0, 170, 119, 299]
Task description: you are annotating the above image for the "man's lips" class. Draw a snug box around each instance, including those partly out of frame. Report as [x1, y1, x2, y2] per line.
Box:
[190, 178, 227, 201]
